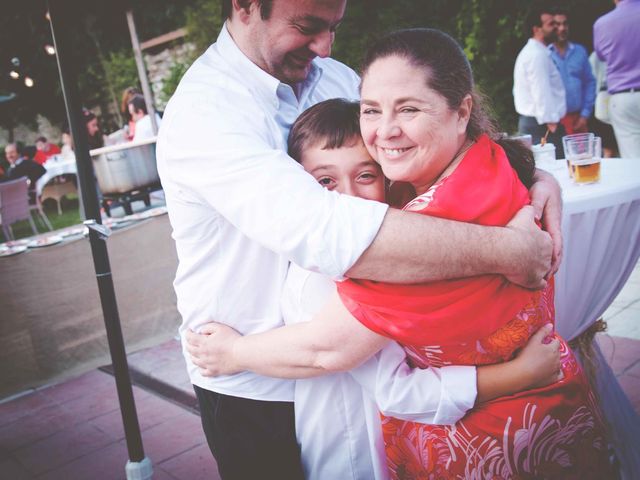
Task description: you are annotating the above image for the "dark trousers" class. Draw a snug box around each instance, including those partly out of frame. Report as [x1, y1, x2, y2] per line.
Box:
[518, 115, 566, 158]
[194, 385, 304, 480]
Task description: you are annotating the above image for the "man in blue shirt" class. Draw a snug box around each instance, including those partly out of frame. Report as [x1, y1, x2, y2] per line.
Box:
[550, 8, 596, 134]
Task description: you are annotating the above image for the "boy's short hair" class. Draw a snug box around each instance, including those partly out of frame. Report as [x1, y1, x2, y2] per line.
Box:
[288, 98, 362, 163]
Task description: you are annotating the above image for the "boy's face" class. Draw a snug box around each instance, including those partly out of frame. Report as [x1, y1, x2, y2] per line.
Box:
[300, 140, 386, 202]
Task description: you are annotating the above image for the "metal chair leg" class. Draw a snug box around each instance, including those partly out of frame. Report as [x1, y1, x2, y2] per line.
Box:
[28, 215, 39, 236]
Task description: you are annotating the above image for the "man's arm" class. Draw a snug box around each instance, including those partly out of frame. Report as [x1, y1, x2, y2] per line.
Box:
[161, 89, 556, 288]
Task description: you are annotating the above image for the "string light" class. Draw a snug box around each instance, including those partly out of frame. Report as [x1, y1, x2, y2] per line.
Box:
[44, 44, 56, 55]
[24, 76, 34, 88]
[10, 70, 20, 79]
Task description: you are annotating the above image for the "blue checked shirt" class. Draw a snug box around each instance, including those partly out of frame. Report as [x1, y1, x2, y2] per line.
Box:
[549, 42, 596, 118]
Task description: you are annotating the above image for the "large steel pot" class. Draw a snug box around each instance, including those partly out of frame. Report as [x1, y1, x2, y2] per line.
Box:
[90, 138, 159, 194]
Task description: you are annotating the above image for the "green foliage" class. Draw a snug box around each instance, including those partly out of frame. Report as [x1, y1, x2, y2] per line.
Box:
[159, 60, 192, 106]
[185, 0, 224, 56]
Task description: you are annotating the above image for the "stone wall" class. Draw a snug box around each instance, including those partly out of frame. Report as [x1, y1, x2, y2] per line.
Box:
[144, 41, 196, 110]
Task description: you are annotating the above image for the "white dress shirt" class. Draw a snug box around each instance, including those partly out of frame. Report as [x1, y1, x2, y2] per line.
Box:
[282, 264, 477, 480]
[156, 24, 388, 401]
[132, 113, 162, 142]
[513, 38, 567, 124]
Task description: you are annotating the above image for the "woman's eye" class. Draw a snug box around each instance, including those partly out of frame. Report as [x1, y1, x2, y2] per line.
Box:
[400, 107, 419, 114]
[361, 108, 380, 116]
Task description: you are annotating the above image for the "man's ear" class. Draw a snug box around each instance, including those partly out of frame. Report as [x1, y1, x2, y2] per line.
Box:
[231, 0, 259, 24]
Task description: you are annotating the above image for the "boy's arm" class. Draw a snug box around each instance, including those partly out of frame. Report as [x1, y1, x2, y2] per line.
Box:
[348, 323, 561, 425]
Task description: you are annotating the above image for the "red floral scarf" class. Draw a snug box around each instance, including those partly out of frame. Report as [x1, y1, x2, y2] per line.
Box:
[337, 134, 536, 346]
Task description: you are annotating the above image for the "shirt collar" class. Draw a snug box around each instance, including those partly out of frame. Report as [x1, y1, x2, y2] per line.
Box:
[215, 22, 323, 108]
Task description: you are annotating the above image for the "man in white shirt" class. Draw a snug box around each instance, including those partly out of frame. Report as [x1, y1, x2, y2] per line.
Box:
[157, 1, 562, 478]
[128, 94, 161, 142]
[514, 5, 567, 156]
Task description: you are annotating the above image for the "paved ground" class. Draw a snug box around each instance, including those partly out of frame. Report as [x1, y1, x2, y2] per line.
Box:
[1, 256, 638, 479]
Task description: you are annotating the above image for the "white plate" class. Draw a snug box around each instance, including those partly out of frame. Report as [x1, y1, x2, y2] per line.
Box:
[0, 245, 28, 257]
[27, 235, 63, 248]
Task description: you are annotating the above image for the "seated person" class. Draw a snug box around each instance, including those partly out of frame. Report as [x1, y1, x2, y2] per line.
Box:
[33, 136, 61, 165]
[128, 94, 162, 142]
[4, 143, 46, 203]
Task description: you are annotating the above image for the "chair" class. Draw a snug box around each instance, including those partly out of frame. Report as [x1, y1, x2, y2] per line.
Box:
[0, 177, 38, 240]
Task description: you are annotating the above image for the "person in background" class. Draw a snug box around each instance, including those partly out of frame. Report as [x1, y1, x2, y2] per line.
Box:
[589, 52, 619, 157]
[128, 94, 161, 142]
[594, 0, 640, 158]
[121, 86, 141, 141]
[514, 4, 566, 156]
[4, 143, 46, 202]
[60, 129, 75, 159]
[33, 136, 62, 165]
[83, 108, 104, 150]
[549, 7, 595, 135]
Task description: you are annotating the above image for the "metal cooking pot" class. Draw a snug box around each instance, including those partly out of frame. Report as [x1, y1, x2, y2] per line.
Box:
[90, 138, 159, 194]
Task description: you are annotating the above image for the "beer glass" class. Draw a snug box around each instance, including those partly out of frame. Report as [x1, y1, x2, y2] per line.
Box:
[564, 134, 601, 184]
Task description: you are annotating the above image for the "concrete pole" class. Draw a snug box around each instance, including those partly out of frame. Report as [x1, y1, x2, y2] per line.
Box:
[125, 9, 158, 135]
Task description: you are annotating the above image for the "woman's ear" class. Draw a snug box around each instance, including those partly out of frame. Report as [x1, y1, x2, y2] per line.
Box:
[457, 94, 473, 134]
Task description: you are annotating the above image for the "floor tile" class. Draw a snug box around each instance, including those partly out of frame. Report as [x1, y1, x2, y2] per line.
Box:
[0, 457, 32, 480]
[34, 442, 129, 480]
[130, 411, 206, 464]
[158, 443, 220, 480]
[0, 392, 53, 428]
[13, 423, 114, 475]
[0, 402, 74, 451]
[38, 370, 114, 404]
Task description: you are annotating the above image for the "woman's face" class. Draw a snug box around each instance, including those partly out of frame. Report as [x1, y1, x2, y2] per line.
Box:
[359, 55, 471, 195]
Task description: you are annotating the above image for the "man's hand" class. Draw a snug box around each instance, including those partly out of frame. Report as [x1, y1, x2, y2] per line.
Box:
[574, 116, 588, 132]
[185, 323, 243, 377]
[504, 206, 553, 289]
[530, 169, 563, 274]
[546, 122, 558, 133]
[513, 323, 563, 389]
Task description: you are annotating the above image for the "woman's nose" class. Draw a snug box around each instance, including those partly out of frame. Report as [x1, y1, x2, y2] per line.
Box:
[376, 115, 401, 139]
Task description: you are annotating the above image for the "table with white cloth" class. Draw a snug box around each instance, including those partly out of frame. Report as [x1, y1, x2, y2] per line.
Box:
[35, 155, 77, 196]
[542, 157, 640, 479]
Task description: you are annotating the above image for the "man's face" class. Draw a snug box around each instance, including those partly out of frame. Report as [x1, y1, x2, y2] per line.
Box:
[128, 103, 145, 122]
[539, 13, 558, 45]
[555, 14, 569, 43]
[5, 145, 18, 164]
[245, 0, 346, 85]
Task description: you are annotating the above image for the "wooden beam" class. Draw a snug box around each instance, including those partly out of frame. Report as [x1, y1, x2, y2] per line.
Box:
[140, 28, 188, 51]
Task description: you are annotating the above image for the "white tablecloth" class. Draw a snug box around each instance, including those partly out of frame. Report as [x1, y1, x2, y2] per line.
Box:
[542, 157, 640, 479]
[35, 155, 77, 196]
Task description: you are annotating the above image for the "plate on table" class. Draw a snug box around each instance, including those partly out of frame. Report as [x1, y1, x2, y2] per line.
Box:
[27, 235, 63, 248]
[2, 239, 30, 248]
[139, 207, 168, 219]
[59, 226, 86, 238]
[0, 245, 28, 257]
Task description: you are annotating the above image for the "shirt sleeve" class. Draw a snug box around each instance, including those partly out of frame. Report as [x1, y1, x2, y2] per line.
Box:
[348, 342, 477, 425]
[580, 49, 597, 118]
[157, 90, 388, 279]
[527, 53, 562, 124]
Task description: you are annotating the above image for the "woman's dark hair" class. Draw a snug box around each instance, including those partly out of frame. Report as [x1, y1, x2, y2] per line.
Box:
[361, 28, 534, 188]
[288, 98, 361, 162]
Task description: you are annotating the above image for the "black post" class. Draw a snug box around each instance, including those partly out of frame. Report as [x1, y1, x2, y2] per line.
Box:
[47, 0, 146, 467]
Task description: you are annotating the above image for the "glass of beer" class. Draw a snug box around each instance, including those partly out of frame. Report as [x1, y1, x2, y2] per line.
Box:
[562, 133, 594, 178]
[565, 135, 601, 185]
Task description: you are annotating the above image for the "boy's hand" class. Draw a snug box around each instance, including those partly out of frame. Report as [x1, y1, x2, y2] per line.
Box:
[514, 323, 563, 389]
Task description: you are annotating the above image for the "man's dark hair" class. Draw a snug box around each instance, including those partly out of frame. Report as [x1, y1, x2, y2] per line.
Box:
[552, 6, 570, 18]
[525, 2, 556, 37]
[288, 98, 362, 163]
[128, 94, 148, 115]
[6, 142, 24, 156]
[36, 136, 47, 143]
[222, 0, 273, 20]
